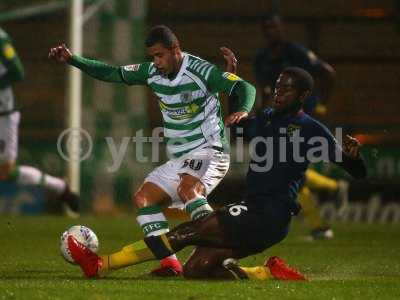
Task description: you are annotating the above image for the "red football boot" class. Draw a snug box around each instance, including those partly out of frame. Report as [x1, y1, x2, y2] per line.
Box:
[266, 256, 306, 281]
[67, 236, 102, 278]
[150, 257, 183, 277]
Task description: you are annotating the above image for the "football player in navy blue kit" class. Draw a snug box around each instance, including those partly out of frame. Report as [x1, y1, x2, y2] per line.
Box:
[253, 14, 348, 239]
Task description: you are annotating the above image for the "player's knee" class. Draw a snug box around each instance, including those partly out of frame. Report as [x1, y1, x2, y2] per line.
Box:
[133, 191, 147, 208]
[183, 259, 211, 279]
[177, 183, 193, 202]
[177, 176, 204, 202]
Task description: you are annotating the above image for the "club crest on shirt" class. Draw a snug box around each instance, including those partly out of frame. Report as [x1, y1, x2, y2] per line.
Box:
[287, 124, 301, 137]
[123, 64, 140, 72]
[180, 91, 193, 103]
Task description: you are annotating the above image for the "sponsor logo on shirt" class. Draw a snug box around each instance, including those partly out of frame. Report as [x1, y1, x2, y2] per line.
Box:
[123, 64, 140, 72]
[159, 101, 200, 120]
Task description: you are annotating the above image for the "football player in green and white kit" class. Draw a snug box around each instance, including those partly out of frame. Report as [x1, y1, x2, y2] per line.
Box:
[49, 25, 256, 275]
[0, 27, 80, 216]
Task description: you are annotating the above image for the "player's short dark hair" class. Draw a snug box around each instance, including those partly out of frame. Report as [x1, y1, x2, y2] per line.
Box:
[145, 25, 179, 49]
[281, 67, 314, 93]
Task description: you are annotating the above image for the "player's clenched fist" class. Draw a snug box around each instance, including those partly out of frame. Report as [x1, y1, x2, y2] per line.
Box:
[225, 111, 248, 127]
[48, 43, 72, 63]
[343, 135, 362, 159]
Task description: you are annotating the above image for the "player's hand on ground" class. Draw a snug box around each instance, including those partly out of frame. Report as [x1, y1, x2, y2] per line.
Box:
[225, 111, 248, 127]
[48, 44, 72, 63]
[220, 46, 237, 74]
[343, 135, 362, 159]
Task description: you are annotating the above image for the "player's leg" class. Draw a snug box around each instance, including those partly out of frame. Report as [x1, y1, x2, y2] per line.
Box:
[306, 169, 350, 211]
[298, 186, 320, 229]
[305, 169, 338, 192]
[69, 198, 304, 280]
[302, 169, 350, 239]
[306, 169, 350, 206]
[147, 148, 229, 275]
[182, 246, 287, 280]
[0, 112, 79, 216]
[4, 165, 80, 217]
[133, 174, 182, 276]
[68, 211, 235, 277]
[182, 246, 305, 281]
[182, 247, 242, 279]
[177, 173, 213, 219]
[15, 165, 80, 217]
[0, 112, 21, 181]
[177, 148, 230, 220]
[183, 247, 273, 280]
[163, 207, 190, 221]
[297, 185, 333, 239]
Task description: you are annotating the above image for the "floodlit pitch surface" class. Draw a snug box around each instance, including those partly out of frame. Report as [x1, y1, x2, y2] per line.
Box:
[0, 216, 399, 299]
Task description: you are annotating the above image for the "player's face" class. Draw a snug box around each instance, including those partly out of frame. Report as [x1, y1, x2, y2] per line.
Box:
[272, 73, 303, 112]
[262, 17, 284, 45]
[147, 43, 178, 75]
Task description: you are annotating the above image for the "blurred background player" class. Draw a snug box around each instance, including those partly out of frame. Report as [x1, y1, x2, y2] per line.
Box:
[66, 67, 366, 281]
[49, 25, 255, 276]
[0, 26, 80, 217]
[253, 14, 348, 239]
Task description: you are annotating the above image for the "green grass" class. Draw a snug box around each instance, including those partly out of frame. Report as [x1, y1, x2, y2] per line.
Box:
[0, 216, 399, 300]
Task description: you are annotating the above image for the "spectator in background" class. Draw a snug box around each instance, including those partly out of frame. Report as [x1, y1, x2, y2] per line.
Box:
[0, 27, 80, 217]
[254, 14, 335, 116]
[252, 14, 348, 240]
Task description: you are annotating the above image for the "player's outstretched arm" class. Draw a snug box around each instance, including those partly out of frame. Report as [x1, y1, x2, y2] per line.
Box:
[49, 43, 124, 83]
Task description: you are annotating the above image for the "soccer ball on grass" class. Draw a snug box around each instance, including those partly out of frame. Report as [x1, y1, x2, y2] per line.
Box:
[60, 225, 99, 264]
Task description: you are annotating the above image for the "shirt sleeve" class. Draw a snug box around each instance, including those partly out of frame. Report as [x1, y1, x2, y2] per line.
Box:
[0, 35, 24, 89]
[120, 62, 152, 85]
[206, 65, 242, 95]
[310, 121, 367, 179]
[309, 121, 342, 163]
[236, 110, 269, 141]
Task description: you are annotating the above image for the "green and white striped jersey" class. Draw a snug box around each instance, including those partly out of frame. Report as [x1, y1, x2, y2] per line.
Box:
[121, 53, 242, 157]
[0, 28, 24, 115]
[0, 29, 15, 114]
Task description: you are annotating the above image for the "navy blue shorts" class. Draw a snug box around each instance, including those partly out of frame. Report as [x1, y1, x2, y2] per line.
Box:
[217, 198, 293, 257]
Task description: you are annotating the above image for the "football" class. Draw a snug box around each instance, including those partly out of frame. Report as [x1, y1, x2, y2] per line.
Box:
[60, 225, 99, 264]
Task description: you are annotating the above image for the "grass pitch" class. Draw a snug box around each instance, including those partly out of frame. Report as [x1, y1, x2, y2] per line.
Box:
[0, 215, 399, 300]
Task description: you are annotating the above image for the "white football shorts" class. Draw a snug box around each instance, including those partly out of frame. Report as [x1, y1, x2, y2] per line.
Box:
[145, 146, 230, 208]
[0, 111, 20, 163]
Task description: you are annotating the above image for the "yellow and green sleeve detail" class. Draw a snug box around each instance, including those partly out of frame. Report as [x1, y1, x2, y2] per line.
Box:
[0, 35, 24, 89]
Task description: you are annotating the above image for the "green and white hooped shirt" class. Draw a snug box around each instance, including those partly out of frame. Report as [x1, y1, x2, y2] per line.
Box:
[121, 53, 242, 158]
